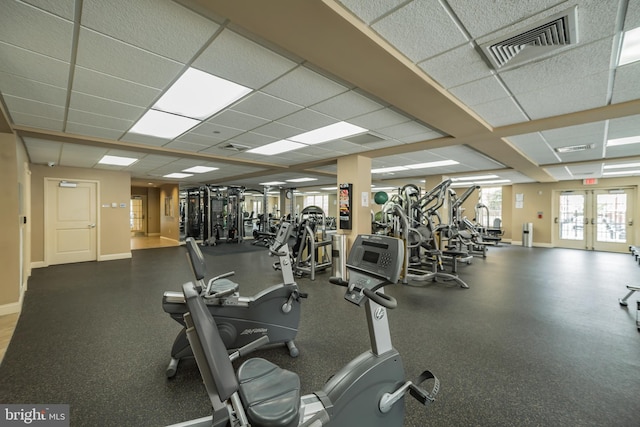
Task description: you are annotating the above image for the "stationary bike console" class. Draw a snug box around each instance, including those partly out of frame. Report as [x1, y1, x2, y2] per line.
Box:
[343, 235, 404, 307]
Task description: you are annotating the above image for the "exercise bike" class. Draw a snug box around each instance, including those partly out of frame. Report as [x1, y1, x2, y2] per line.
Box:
[172, 234, 439, 426]
[162, 221, 306, 378]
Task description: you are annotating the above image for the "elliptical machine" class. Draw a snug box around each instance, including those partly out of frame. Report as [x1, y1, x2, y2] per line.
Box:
[162, 221, 306, 378]
[173, 234, 439, 426]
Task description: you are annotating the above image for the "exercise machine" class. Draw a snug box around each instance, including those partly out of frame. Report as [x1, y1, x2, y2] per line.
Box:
[162, 221, 306, 378]
[171, 234, 439, 426]
[291, 206, 332, 280]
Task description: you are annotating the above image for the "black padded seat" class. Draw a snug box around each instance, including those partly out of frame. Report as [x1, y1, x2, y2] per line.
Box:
[237, 358, 301, 427]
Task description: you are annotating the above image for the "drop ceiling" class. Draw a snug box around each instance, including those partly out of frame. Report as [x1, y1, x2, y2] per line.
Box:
[0, 0, 639, 190]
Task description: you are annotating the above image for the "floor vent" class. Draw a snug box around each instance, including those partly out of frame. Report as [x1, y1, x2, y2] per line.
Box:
[480, 6, 578, 69]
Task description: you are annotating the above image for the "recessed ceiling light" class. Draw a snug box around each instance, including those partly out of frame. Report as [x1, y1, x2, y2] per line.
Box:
[452, 174, 499, 181]
[606, 135, 640, 147]
[554, 144, 594, 153]
[405, 160, 459, 169]
[286, 177, 318, 182]
[98, 155, 138, 166]
[182, 166, 219, 173]
[164, 172, 193, 179]
[321, 187, 337, 191]
[618, 26, 640, 66]
[259, 181, 286, 186]
[603, 170, 640, 176]
[289, 121, 367, 145]
[129, 110, 199, 139]
[247, 140, 305, 155]
[603, 162, 640, 169]
[371, 166, 409, 173]
[154, 68, 251, 120]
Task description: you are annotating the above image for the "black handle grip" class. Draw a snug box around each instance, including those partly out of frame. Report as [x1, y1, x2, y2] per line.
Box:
[329, 277, 349, 287]
[363, 288, 397, 309]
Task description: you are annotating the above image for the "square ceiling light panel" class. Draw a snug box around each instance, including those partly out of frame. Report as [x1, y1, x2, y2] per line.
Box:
[98, 155, 138, 166]
[619, 27, 640, 66]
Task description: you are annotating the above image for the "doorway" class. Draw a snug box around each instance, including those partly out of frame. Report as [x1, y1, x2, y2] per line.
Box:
[45, 179, 98, 265]
[130, 195, 147, 236]
[554, 188, 634, 252]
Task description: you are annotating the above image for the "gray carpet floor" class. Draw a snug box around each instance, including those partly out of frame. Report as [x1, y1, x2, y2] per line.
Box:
[0, 243, 638, 426]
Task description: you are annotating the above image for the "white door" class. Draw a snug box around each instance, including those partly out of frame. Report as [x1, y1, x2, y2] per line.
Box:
[555, 188, 634, 252]
[45, 179, 97, 265]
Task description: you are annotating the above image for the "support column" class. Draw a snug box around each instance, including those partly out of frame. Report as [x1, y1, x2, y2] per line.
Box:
[337, 155, 371, 250]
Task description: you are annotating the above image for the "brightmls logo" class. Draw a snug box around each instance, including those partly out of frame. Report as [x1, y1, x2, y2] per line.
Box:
[0, 405, 68, 426]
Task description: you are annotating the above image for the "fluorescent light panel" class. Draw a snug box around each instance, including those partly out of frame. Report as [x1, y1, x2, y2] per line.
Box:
[183, 166, 218, 173]
[603, 162, 640, 169]
[289, 122, 367, 145]
[603, 170, 640, 176]
[452, 174, 499, 181]
[164, 172, 193, 178]
[405, 160, 459, 169]
[98, 155, 138, 166]
[606, 135, 640, 146]
[247, 140, 305, 155]
[286, 177, 317, 182]
[371, 166, 408, 173]
[154, 68, 251, 120]
[619, 27, 640, 66]
[259, 181, 286, 186]
[130, 110, 199, 139]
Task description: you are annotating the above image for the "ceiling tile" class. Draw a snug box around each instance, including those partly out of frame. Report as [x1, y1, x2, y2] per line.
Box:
[541, 121, 606, 148]
[0, 71, 67, 106]
[3, 95, 65, 120]
[398, 130, 445, 143]
[232, 92, 303, 121]
[64, 122, 124, 140]
[449, 75, 511, 107]
[22, 0, 75, 20]
[261, 66, 348, 107]
[607, 114, 640, 139]
[252, 121, 305, 140]
[418, 43, 492, 89]
[190, 121, 245, 140]
[175, 132, 225, 148]
[120, 132, 172, 146]
[371, 0, 468, 63]
[59, 143, 107, 167]
[0, 42, 70, 88]
[22, 137, 62, 164]
[206, 109, 269, 132]
[624, 0, 640, 30]
[0, 0, 73, 61]
[81, 0, 218, 63]
[71, 66, 161, 107]
[336, 0, 406, 24]
[348, 108, 410, 130]
[506, 132, 560, 165]
[163, 140, 210, 153]
[514, 70, 610, 120]
[310, 90, 385, 120]
[68, 91, 145, 121]
[276, 109, 337, 131]
[544, 165, 573, 180]
[499, 38, 613, 95]
[66, 108, 133, 131]
[447, 0, 564, 38]
[375, 121, 436, 140]
[75, 28, 184, 89]
[611, 61, 640, 104]
[193, 28, 297, 89]
[11, 112, 64, 131]
[566, 163, 602, 178]
[470, 97, 529, 127]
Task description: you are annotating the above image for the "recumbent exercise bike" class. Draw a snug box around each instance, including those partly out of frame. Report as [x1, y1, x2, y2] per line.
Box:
[162, 221, 306, 378]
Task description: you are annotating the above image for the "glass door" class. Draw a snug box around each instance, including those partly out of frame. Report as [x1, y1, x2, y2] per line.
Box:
[555, 188, 634, 252]
[130, 195, 146, 236]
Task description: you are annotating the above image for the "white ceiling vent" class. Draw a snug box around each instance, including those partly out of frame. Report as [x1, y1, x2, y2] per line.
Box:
[220, 142, 250, 152]
[480, 6, 578, 69]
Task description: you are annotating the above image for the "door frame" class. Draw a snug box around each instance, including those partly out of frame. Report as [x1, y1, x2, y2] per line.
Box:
[553, 186, 635, 252]
[44, 177, 100, 266]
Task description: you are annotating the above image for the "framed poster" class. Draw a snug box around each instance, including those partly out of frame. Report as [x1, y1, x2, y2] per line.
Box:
[339, 183, 352, 230]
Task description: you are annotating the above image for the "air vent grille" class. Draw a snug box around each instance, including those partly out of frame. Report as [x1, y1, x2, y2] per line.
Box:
[345, 133, 385, 145]
[220, 143, 250, 152]
[480, 6, 577, 69]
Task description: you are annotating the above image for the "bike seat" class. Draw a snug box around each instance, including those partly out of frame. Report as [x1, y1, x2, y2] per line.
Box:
[207, 278, 239, 298]
[237, 357, 300, 427]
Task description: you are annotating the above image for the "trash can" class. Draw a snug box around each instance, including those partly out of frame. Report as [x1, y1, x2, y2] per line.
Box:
[331, 234, 347, 279]
[522, 223, 533, 247]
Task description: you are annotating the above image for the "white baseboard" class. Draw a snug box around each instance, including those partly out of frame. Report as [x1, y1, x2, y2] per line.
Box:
[31, 261, 47, 269]
[99, 252, 132, 261]
[0, 299, 22, 316]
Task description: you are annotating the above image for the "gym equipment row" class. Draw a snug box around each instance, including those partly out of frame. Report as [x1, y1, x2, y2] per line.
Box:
[618, 245, 640, 331]
[169, 233, 439, 427]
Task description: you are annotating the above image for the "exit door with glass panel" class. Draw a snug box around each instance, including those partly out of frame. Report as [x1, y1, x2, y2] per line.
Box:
[556, 188, 634, 252]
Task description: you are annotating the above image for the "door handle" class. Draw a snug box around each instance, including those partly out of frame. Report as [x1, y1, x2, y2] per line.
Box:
[629, 219, 634, 226]
[89, 223, 96, 228]
[554, 217, 558, 224]
[590, 218, 595, 225]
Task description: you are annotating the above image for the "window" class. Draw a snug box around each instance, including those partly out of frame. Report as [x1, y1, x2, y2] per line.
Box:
[304, 194, 329, 215]
[478, 187, 502, 228]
